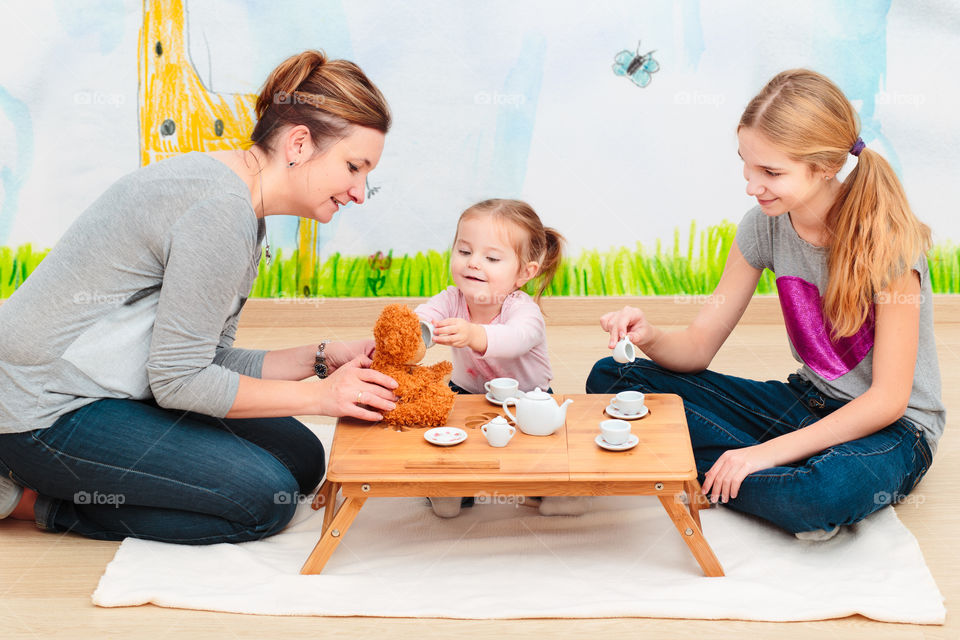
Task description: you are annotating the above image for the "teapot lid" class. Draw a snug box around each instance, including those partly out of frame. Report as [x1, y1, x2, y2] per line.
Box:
[524, 387, 551, 400]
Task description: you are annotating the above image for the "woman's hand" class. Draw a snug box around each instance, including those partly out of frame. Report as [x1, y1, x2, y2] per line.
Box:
[315, 356, 398, 421]
[323, 339, 376, 370]
[599, 306, 657, 350]
[701, 443, 776, 503]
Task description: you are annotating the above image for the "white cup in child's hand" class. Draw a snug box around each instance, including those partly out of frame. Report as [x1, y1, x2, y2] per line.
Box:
[481, 416, 516, 447]
[419, 320, 435, 348]
[612, 336, 636, 363]
[600, 419, 631, 445]
[484, 377, 520, 401]
[612, 390, 645, 416]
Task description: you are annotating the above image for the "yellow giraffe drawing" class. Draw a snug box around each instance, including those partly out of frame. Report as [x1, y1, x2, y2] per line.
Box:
[139, 0, 320, 289]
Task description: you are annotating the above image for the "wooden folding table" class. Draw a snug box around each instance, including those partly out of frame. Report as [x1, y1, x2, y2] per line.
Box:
[301, 393, 723, 577]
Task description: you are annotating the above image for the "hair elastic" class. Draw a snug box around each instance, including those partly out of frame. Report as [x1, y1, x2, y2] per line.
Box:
[850, 137, 865, 157]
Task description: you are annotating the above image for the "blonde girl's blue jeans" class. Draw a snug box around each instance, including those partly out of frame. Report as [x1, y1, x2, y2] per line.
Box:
[585, 358, 932, 534]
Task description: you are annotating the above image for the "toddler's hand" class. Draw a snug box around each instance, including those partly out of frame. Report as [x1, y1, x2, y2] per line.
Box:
[433, 317, 482, 350]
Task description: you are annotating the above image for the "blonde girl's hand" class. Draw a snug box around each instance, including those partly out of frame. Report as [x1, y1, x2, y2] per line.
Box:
[323, 339, 376, 370]
[315, 356, 398, 421]
[599, 306, 654, 350]
[432, 317, 481, 349]
[700, 444, 775, 504]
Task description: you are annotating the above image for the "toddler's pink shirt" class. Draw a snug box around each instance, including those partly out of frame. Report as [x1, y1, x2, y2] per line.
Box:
[415, 286, 553, 394]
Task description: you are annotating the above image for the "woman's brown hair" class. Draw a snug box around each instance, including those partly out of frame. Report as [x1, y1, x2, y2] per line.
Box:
[456, 199, 566, 301]
[251, 50, 391, 154]
[739, 69, 930, 339]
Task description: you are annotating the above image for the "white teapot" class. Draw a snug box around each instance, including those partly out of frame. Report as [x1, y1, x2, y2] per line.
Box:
[502, 388, 573, 436]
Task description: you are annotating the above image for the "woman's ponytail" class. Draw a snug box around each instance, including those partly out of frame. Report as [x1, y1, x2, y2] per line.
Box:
[254, 51, 327, 121]
[252, 49, 390, 154]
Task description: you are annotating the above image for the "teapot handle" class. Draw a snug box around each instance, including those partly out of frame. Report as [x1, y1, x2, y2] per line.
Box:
[502, 398, 517, 424]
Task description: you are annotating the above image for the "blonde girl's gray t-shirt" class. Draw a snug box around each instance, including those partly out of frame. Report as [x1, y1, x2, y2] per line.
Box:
[735, 206, 945, 454]
[0, 152, 267, 434]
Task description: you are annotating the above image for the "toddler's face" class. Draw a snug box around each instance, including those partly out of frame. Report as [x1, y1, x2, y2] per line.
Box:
[450, 217, 528, 310]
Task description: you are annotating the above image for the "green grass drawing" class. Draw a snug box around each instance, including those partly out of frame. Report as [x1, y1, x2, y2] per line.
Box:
[0, 245, 50, 298]
[3, 221, 959, 298]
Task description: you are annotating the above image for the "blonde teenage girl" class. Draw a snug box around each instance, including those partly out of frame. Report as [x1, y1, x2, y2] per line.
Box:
[588, 69, 942, 540]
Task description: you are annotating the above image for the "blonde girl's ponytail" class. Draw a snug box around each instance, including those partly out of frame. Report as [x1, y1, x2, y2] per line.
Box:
[739, 69, 930, 339]
[825, 145, 930, 337]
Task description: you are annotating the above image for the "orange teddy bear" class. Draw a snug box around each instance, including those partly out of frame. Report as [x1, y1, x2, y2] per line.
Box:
[371, 303, 456, 429]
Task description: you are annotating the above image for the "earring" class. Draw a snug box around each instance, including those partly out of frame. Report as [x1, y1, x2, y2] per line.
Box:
[288, 161, 295, 167]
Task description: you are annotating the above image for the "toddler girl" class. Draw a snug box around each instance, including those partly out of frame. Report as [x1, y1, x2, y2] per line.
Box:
[416, 198, 564, 395]
[416, 198, 565, 517]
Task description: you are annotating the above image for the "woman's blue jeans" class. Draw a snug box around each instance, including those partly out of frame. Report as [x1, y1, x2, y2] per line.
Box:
[585, 358, 932, 534]
[0, 398, 325, 544]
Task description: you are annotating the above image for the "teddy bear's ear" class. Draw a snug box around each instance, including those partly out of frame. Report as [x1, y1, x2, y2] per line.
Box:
[374, 304, 423, 363]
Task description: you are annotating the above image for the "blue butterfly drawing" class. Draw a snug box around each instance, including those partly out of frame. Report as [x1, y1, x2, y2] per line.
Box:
[612, 41, 660, 87]
[365, 176, 380, 199]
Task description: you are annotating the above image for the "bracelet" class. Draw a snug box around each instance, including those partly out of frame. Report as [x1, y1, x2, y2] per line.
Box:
[314, 341, 330, 379]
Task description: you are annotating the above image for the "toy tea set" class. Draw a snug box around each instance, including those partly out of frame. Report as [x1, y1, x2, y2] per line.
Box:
[372, 305, 647, 450]
[481, 381, 648, 451]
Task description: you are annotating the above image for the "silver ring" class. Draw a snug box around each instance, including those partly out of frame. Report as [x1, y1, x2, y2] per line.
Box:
[357, 391, 363, 404]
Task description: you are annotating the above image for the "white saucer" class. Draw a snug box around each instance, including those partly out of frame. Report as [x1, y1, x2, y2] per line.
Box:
[595, 433, 640, 451]
[485, 391, 524, 406]
[604, 404, 649, 420]
[424, 427, 467, 446]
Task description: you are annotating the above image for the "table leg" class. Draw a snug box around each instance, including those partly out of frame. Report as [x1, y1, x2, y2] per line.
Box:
[658, 494, 724, 577]
[300, 496, 367, 575]
[316, 481, 341, 534]
[683, 479, 711, 529]
[312, 480, 336, 510]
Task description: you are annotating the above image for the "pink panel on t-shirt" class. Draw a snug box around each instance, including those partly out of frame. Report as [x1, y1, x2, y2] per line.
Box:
[776, 275, 874, 381]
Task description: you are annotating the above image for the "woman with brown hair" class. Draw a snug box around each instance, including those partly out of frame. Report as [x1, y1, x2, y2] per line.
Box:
[0, 51, 399, 542]
[588, 69, 943, 540]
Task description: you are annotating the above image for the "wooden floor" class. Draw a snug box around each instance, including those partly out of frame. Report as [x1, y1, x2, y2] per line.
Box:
[2, 313, 957, 638]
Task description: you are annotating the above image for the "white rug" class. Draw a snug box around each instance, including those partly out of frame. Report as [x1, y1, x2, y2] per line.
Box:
[92, 421, 945, 623]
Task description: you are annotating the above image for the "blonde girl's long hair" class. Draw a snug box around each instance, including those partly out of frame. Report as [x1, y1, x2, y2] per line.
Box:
[456, 199, 566, 301]
[739, 69, 931, 339]
[251, 50, 391, 154]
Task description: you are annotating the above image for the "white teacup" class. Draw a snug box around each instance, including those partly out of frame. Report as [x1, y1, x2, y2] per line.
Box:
[612, 390, 645, 416]
[612, 337, 636, 364]
[481, 416, 516, 447]
[419, 320, 435, 348]
[484, 377, 520, 402]
[600, 419, 631, 445]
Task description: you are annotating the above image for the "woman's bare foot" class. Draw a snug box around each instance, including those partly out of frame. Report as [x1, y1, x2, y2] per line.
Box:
[10, 488, 38, 521]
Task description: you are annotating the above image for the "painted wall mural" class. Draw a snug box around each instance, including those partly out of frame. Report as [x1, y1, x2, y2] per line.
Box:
[1, 0, 958, 298]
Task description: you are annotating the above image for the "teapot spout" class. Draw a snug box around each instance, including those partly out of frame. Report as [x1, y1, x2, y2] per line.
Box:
[557, 398, 573, 423]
